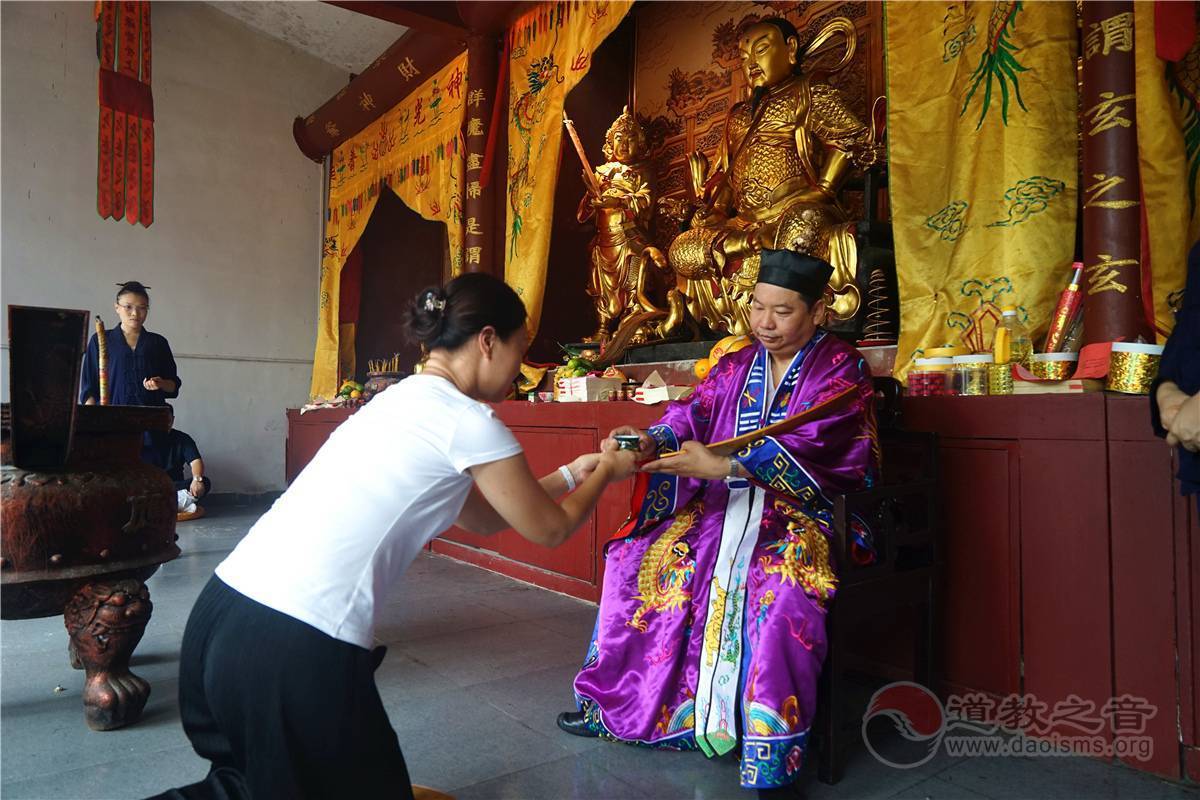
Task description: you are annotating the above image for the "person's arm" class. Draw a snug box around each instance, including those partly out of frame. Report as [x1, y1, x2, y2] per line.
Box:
[455, 453, 599, 534]
[1151, 249, 1197, 437]
[459, 449, 637, 547]
[640, 440, 734, 480]
[188, 457, 205, 487]
[144, 335, 181, 398]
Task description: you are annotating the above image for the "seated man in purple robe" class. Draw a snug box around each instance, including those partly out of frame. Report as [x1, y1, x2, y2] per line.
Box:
[557, 250, 880, 796]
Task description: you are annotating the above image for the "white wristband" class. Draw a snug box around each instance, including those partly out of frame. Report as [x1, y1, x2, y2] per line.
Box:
[558, 464, 577, 492]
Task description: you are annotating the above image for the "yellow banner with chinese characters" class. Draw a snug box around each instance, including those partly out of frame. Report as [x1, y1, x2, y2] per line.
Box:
[887, 1, 1078, 378]
[1134, 3, 1197, 340]
[309, 53, 468, 400]
[504, 0, 632, 336]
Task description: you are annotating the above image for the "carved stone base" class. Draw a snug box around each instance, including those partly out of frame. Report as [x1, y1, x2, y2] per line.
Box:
[63, 579, 153, 730]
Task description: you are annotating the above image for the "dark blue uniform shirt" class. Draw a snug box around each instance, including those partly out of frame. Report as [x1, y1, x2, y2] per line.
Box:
[1151, 242, 1200, 496]
[79, 326, 180, 406]
[142, 429, 202, 482]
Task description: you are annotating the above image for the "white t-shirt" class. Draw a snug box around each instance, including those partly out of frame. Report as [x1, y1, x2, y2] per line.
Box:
[215, 374, 522, 649]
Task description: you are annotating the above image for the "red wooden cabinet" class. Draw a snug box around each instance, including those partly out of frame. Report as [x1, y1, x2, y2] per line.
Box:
[284, 407, 353, 485]
[904, 394, 1193, 780]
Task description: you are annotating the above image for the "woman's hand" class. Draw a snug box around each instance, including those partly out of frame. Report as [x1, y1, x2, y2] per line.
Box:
[568, 452, 602, 484]
[144, 376, 172, 392]
[639, 440, 729, 481]
[598, 448, 639, 482]
[1166, 392, 1200, 453]
[1158, 381, 1190, 431]
[602, 426, 657, 461]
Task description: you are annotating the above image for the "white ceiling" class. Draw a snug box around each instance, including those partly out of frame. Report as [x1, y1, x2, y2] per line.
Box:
[208, 1, 407, 75]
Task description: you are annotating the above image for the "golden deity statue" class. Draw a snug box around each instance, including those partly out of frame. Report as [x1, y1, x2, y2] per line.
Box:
[576, 107, 675, 345]
[659, 17, 881, 334]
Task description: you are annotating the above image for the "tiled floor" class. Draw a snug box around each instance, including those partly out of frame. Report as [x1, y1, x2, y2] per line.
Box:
[2, 504, 1197, 799]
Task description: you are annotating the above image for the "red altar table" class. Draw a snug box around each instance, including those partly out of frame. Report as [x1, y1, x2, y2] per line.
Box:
[286, 393, 1195, 781]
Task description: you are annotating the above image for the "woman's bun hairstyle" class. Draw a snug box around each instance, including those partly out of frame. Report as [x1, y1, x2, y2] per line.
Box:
[115, 281, 151, 303]
[402, 272, 527, 351]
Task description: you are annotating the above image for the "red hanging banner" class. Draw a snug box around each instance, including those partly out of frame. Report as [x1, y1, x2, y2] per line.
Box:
[96, 0, 154, 227]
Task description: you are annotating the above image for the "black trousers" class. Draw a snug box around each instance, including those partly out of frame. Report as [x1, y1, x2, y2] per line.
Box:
[151, 576, 414, 800]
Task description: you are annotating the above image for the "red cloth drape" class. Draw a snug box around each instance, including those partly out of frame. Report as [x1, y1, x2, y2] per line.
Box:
[97, 1, 153, 227]
[338, 245, 364, 325]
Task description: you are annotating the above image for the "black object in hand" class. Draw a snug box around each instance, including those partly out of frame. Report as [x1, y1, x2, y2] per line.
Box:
[614, 434, 641, 451]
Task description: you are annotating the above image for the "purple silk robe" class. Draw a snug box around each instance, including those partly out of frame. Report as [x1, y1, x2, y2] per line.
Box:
[572, 331, 879, 789]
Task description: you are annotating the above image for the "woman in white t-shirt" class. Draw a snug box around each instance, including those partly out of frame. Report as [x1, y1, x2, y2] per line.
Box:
[155, 273, 638, 800]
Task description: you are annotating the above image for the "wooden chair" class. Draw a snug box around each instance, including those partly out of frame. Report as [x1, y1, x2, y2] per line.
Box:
[814, 379, 940, 784]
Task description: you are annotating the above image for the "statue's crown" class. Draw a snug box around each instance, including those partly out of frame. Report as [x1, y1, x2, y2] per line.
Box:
[603, 105, 646, 160]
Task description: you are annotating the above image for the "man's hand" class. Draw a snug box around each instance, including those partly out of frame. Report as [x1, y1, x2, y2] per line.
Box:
[144, 376, 170, 392]
[640, 440, 729, 481]
[602, 426, 656, 461]
[1166, 392, 1200, 453]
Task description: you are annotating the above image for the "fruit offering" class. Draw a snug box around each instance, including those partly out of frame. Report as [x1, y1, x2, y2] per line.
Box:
[555, 345, 598, 380]
[338, 379, 366, 404]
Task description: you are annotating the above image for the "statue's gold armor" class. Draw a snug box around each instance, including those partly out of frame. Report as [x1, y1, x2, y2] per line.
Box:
[663, 19, 880, 334]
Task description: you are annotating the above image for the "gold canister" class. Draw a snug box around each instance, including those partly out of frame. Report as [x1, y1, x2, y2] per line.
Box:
[1106, 342, 1164, 394]
[1028, 352, 1078, 380]
[989, 362, 1014, 395]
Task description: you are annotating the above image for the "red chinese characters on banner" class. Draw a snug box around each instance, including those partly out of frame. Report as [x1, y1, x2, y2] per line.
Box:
[96, 1, 154, 227]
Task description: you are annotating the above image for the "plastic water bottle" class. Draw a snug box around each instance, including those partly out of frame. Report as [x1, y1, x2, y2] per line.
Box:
[1000, 306, 1033, 367]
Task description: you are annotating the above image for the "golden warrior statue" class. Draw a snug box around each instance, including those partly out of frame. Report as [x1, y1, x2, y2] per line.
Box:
[577, 107, 674, 344]
[660, 16, 881, 335]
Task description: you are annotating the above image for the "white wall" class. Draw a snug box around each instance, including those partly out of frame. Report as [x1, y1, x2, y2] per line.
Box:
[1, 2, 347, 493]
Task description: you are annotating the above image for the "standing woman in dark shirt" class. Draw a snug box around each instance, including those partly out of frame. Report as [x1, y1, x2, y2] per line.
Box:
[80, 281, 180, 406]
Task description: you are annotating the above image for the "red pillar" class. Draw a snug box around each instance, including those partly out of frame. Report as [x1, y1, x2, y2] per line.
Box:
[462, 33, 501, 276]
[1080, 1, 1154, 344]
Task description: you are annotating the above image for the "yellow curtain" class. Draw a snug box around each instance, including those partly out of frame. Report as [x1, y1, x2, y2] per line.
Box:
[887, 1, 1078, 379]
[504, 0, 632, 336]
[1135, 3, 1198, 341]
[309, 53, 469, 400]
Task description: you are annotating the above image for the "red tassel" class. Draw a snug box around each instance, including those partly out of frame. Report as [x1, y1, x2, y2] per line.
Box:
[112, 107, 126, 219]
[140, 0, 151, 82]
[125, 114, 140, 223]
[606, 472, 651, 543]
[98, 104, 114, 219]
[140, 120, 153, 225]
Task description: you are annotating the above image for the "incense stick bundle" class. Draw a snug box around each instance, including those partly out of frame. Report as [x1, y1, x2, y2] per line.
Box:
[95, 315, 109, 405]
[367, 353, 403, 374]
